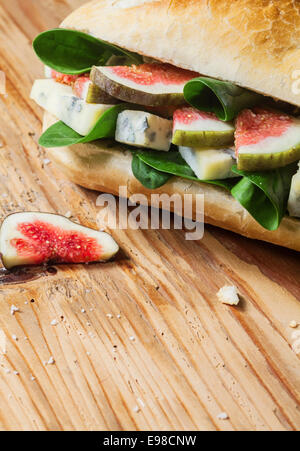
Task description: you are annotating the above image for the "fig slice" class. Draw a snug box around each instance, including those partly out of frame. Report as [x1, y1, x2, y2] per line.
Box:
[288, 162, 300, 217]
[73, 77, 119, 104]
[0, 212, 119, 269]
[90, 63, 199, 106]
[172, 107, 235, 148]
[235, 108, 300, 171]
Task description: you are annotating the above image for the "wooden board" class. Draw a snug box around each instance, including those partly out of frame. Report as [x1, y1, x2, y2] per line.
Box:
[0, 0, 299, 431]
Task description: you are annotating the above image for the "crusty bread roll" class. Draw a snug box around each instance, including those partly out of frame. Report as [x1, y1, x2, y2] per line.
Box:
[44, 112, 300, 252]
[61, 0, 300, 107]
[39, 1, 300, 251]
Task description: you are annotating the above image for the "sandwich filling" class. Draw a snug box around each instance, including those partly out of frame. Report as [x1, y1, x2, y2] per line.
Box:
[31, 28, 300, 232]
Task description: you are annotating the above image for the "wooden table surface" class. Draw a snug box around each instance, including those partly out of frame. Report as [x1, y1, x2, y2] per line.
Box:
[0, 0, 299, 431]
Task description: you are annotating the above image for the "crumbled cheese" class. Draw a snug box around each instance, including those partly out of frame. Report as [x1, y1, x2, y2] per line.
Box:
[10, 305, 19, 315]
[217, 412, 229, 420]
[217, 286, 240, 306]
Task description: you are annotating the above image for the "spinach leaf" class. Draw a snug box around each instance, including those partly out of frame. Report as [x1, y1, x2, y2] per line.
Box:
[231, 163, 298, 230]
[136, 150, 238, 191]
[132, 154, 172, 189]
[39, 104, 126, 147]
[33, 29, 142, 75]
[183, 77, 263, 121]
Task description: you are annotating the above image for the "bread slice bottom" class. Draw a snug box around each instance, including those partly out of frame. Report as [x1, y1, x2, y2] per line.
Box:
[43, 112, 300, 252]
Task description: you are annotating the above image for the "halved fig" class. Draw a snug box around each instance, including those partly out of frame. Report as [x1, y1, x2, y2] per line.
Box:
[90, 63, 199, 106]
[235, 108, 300, 171]
[172, 107, 235, 148]
[0, 212, 119, 269]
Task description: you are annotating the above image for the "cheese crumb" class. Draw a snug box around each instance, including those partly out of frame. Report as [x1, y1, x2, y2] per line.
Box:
[106, 314, 113, 319]
[289, 320, 298, 328]
[65, 211, 72, 219]
[217, 286, 240, 306]
[133, 405, 140, 413]
[10, 305, 20, 315]
[11, 335, 18, 341]
[217, 412, 229, 420]
[129, 336, 135, 342]
[51, 319, 58, 326]
[47, 356, 55, 365]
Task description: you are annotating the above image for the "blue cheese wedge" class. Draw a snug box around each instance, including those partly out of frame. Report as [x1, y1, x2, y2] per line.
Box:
[179, 146, 236, 180]
[30, 79, 114, 136]
[288, 162, 300, 217]
[115, 110, 172, 151]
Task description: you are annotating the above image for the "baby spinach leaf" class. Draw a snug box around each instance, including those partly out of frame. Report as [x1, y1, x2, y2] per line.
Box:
[136, 150, 237, 191]
[39, 104, 126, 147]
[132, 154, 172, 189]
[33, 28, 143, 75]
[231, 163, 298, 230]
[183, 77, 263, 121]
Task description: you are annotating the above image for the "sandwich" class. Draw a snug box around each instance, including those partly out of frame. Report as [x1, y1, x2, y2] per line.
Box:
[30, 0, 300, 252]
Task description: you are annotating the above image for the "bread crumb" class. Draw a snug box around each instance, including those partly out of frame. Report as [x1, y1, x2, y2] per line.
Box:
[217, 286, 240, 306]
[217, 412, 229, 420]
[10, 305, 19, 315]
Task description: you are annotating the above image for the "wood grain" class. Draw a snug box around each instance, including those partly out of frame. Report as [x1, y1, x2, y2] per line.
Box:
[0, 0, 299, 431]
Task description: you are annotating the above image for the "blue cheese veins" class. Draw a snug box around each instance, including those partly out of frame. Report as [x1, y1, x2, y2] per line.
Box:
[115, 110, 173, 151]
[30, 79, 114, 136]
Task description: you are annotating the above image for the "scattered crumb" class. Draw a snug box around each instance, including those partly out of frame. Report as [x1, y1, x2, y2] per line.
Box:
[65, 211, 72, 219]
[46, 356, 55, 365]
[89, 308, 94, 312]
[106, 314, 113, 319]
[133, 405, 140, 413]
[86, 289, 91, 294]
[43, 158, 51, 166]
[129, 336, 135, 342]
[10, 305, 20, 315]
[24, 301, 28, 305]
[217, 412, 229, 420]
[137, 398, 145, 408]
[81, 309, 86, 313]
[24, 337, 28, 341]
[30, 376, 36, 381]
[51, 319, 58, 326]
[86, 352, 91, 356]
[217, 286, 240, 306]
[13, 371, 19, 375]
[117, 314, 121, 319]
[289, 320, 298, 329]
[11, 335, 18, 341]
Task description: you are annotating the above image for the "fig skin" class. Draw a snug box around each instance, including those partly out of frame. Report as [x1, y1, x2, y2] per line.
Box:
[172, 129, 234, 148]
[91, 66, 186, 107]
[0, 212, 119, 269]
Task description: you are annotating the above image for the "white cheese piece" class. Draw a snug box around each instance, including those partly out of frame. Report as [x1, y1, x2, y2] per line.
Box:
[44, 66, 52, 78]
[217, 286, 240, 306]
[288, 162, 300, 217]
[179, 146, 235, 180]
[115, 110, 172, 151]
[30, 79, 114, 136]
